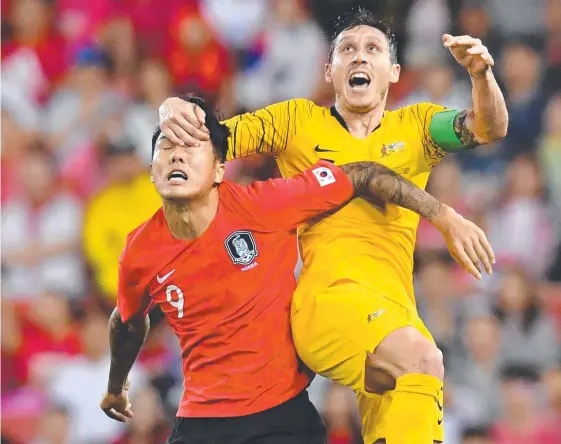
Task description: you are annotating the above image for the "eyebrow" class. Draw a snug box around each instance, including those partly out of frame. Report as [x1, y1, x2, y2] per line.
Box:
[338, 34, 387, 48]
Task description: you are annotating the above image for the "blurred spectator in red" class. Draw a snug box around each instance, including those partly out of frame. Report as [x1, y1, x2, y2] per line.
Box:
[121, 59, 173, 164]
[83, 141, 160, 305]
[538, 94, 561, 232]
[166, 6, 235, 116]
[449, 312, 502, 427]
[498, 41, 546, 158]
[492, 364, 560, 444]
[487, 155, 554, 277]
[96, 18, 137, 87]
[10, 292, 80, 389]
[322, 383, 362, 444]
[494, 267, 559, 371]
[2, 0, 67, 106]
[1, 147, 85, 299]
[236, 0, 327, 111]
[48, 311, 147, 443]
[41, 46, 124, 163]
[55, 0, 114, 59]
[112, 386, 171, 444]
[29, 403, 71, 444]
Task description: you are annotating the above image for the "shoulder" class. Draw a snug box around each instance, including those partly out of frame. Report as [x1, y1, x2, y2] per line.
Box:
[388, 102, 448, 123]
[120, 209, 164, 268]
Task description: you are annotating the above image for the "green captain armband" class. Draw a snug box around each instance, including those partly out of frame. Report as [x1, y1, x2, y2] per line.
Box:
[429, 109, 467, 153]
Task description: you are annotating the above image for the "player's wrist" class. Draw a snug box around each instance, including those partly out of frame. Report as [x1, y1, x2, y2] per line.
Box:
[107, 381, 125, 395]
[429, 203, 456, 232]
[468, 67, 492, 82]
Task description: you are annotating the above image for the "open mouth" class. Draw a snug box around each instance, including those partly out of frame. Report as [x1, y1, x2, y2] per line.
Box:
[168, 170, 188, 182]
[348, 72, 371, 91]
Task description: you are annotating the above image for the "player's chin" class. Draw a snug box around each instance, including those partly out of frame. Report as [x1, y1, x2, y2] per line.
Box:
[343, 88, 377, 112]
[160, 185, 196, 201]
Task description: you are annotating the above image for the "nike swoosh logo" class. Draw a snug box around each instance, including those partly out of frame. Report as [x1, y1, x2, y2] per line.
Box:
[156, 269, 176, 284]
[319, 158, 335, 164]
[314, 145, 338, 153]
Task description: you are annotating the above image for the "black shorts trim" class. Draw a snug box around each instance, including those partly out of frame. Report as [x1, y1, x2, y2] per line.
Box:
[166, 390, 326, 444]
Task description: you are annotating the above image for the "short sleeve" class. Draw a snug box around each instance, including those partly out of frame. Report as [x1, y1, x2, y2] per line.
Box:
[410, 102, 449, 169]
[116, 244, 151, 323]
[226, 161, 353, 232]
[222, 99, 314, 160]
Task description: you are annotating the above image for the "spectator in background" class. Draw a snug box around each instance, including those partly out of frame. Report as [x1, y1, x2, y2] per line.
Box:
[538, 94, 561, 232]
[498, 41, 546, 159]
[166, 5, 235, 116]
[9, 291, 80, 389]
[487, 155, 554, 277]
[543, 0, 561, 94]
[542, 363, 561, 434]
[1, 148, 85, 299]
[121, 60, 173, 164]
[29, 403, 71, 444]
[236, 0, 328, 111]
[493, 267, 559, 371]
[397, 61, 470, 110]
[41, 46, 124, 163]
[486, 0, 545, 39]
[83, 141, 160, 305]
[112, 386, 171, 444]
[322, 383, 362, 444]
[415, 255, 461, 361]
[492, 364, 559, 444]
[48, 312, 146, 444]
[448, 313, 502, 427]
[461, 426, 493, 444]
[1, 0, 67, 106]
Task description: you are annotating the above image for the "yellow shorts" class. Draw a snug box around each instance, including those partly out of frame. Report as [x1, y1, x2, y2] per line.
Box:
[291, 280, 443, 443]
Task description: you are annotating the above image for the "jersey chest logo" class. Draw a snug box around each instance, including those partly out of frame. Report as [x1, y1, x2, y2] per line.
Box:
[381, 142, 405, 157]
[224, 230, 259, 266]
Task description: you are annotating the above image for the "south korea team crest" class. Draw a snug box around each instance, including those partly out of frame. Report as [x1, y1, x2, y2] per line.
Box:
[224, 231, 259, 266]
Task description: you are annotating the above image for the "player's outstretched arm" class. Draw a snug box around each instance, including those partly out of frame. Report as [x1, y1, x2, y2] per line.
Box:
[443, 34, 508, 146]
[339, 161, 495, 279]
[100, 308, 150, 422]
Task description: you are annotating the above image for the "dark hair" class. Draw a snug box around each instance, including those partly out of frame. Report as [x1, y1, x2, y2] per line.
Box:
[462, 425, 491, 439]
[328, 7, 398, 63]
[499, 363, 540, 383]
[151, 96, 230, 163]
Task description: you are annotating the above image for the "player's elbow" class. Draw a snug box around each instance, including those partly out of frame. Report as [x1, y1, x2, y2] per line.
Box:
[478, 115, 508, 144]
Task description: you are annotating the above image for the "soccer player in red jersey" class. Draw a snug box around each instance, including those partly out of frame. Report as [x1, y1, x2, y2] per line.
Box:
[100, 97, 490, 444]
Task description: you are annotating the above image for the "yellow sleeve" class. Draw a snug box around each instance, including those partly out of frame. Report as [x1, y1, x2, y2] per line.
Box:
[222, 99, 314, 160]
[410, 102, 449, 169]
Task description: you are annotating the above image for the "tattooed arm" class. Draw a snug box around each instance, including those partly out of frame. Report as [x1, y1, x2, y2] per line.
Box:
[339, 162, 442, 221]
[107, 308, 149, 394]
[338, 161, 495, 279]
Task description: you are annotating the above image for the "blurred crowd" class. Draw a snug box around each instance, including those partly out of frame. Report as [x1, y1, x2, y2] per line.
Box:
[2, 0, 561, 443]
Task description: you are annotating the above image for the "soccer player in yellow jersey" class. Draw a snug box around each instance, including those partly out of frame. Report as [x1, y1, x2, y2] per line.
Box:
[158, 8, 508, 444]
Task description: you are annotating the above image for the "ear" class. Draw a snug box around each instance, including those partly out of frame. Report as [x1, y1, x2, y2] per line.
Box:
[389, 63, 401, 84]
[149, 162, 154, 183]
[325, 63, 333, 84]
[214, 162, 226, 184]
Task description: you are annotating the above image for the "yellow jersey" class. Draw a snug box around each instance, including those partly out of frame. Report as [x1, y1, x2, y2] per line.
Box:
[223, 99, 447, 308]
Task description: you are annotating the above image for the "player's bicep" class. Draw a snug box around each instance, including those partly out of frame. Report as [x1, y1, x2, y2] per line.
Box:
[429, 108, 481, 153]
[117, 261, 150, 324]
[224, 99, 312, 160]
[244, 162, 354, 231]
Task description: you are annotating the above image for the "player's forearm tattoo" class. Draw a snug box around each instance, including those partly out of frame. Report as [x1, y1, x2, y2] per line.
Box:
[453, 109, 480, 149]
[107, 308, 150, 394]
[340, 162, 442, 221]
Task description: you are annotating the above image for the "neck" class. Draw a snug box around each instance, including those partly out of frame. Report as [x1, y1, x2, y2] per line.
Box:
[163, 188, 219, 241]
[335, 99, 385, 138]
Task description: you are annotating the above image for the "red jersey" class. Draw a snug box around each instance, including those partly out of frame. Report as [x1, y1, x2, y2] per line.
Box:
[117, 161, 353, 417]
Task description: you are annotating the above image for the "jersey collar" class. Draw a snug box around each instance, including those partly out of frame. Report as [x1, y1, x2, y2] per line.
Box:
[329, 106, 383, 134]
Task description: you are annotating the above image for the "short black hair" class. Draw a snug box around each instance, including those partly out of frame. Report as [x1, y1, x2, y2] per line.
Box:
[151, 96, 230, 163]
[328, 7, 398, 64]
[462, 426, 491, 439]
[499, 363, 540, 383]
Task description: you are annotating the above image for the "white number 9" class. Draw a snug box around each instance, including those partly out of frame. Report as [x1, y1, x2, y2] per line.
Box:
[166, 285, 184, 318]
